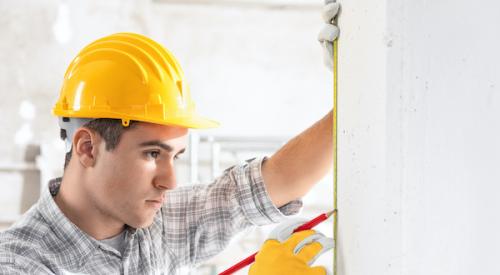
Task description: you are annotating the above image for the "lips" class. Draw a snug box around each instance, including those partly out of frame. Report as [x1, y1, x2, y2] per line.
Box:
[146, 195, 165, 209]
[147, 198, 164, 204]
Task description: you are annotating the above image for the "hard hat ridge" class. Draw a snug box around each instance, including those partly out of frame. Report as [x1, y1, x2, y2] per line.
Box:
[53, 32, 218, 129]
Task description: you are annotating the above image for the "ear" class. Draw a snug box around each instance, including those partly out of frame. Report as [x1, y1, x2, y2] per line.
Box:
[72, 128, 100, 168]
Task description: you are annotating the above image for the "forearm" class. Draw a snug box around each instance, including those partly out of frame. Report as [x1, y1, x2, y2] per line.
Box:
[262, 110, 333, 207]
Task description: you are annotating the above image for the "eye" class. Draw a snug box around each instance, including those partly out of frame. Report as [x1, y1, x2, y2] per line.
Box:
[145, 150, 161, 159]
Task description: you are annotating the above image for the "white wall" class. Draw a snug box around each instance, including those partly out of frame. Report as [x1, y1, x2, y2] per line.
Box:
[336, 0, 395, 274]
[338, 0, 500, 274]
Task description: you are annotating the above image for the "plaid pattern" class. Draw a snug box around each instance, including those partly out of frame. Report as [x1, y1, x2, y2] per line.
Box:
[0, 157, 302, 274]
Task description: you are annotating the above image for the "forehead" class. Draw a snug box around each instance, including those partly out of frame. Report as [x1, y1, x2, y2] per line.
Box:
[122, 122, 189, 146]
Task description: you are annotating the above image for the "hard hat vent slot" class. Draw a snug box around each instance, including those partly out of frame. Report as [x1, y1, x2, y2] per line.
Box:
[176, 81, 183, 97]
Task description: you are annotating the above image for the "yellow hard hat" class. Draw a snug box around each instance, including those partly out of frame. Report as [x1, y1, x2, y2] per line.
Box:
[52, 32, 219, 128]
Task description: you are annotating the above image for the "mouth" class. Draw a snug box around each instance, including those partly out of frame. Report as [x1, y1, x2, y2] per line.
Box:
[146, 196, 164, 209]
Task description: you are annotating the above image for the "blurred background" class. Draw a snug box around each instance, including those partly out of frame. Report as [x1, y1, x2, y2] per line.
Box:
[0, 0, 333, 274]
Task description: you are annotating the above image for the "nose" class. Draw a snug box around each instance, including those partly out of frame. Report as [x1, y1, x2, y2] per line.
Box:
[153, 160, 177, 190]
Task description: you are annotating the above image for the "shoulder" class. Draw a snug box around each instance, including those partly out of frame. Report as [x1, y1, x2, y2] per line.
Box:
[1, 206, 50, 241]
[0, 250, 52, 274]
[0, 208, 53, 261]
[0, 250, 53, 274]
[0, 234, 52, 274]
[0, 209, 58, 274]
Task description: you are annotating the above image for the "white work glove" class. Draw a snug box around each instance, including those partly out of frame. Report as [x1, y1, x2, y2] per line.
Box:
[318, 1, 340, 70]
[249, 219, 335, 275]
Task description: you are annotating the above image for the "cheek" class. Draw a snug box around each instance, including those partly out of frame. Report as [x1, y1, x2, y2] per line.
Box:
[93, 152, 158, 196]
[106, 157, 156, 191]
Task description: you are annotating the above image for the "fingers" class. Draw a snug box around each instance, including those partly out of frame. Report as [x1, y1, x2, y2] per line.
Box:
[281, 230, 317, 250]
[295, 238, 323, 263]
[318, 23, 337, 71]
[319, 2, 339, 71]
[294, 233, 334, 265]
[268, 218, 309, 242]
[322, 2, 340, 24]
[318, 24, 340, 43]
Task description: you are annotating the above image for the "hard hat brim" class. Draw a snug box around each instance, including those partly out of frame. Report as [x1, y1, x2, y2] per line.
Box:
[53, 109, 219, 129]
[155, 115, 220, 129]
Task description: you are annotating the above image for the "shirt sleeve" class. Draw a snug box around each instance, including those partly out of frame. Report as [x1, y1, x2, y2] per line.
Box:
[161, 157, 303, 266]
[0, 253, 53, 275]
[0, 264, 25, 275]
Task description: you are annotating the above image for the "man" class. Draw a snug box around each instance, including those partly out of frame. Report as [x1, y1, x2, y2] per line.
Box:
[0, 2, 339, 274]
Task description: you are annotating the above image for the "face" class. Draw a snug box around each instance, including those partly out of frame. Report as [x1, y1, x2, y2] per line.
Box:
[86, 122, 188, 229]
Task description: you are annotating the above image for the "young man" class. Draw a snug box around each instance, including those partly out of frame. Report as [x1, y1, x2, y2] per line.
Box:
[0, 2, 340, 274]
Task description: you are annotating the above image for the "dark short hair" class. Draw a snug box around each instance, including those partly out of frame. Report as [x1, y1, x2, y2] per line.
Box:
[62, 118, 137, 169]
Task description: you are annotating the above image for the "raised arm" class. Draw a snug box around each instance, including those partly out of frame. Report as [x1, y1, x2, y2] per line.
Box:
[262, 0, 339, 207]
[262, 110, 333, 207]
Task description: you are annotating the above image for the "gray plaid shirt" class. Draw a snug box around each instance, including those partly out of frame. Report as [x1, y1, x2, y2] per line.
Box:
[0, 157, 302, 274]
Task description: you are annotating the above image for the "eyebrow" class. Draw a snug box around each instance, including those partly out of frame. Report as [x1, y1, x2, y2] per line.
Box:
[139, 140, 186, 155]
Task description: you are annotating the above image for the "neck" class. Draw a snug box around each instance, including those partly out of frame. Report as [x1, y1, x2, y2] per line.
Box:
[54, 167, 125, 240]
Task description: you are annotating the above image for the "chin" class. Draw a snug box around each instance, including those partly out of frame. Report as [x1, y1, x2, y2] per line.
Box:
[128, 215, 156, 229]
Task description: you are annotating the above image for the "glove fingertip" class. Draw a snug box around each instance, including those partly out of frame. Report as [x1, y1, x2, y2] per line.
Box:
[318, 25, 339, 43]
[322, 2, 340, 23]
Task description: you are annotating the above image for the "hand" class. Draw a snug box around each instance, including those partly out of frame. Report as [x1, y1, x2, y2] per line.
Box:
[318, 1, 340, 70]
[249, 219, 334, 275]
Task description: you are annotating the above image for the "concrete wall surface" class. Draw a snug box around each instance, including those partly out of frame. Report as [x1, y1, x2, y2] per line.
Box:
[337, 0, 500, 274]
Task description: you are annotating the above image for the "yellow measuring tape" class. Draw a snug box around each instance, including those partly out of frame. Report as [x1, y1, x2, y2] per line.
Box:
[333, 39, 339, 275]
